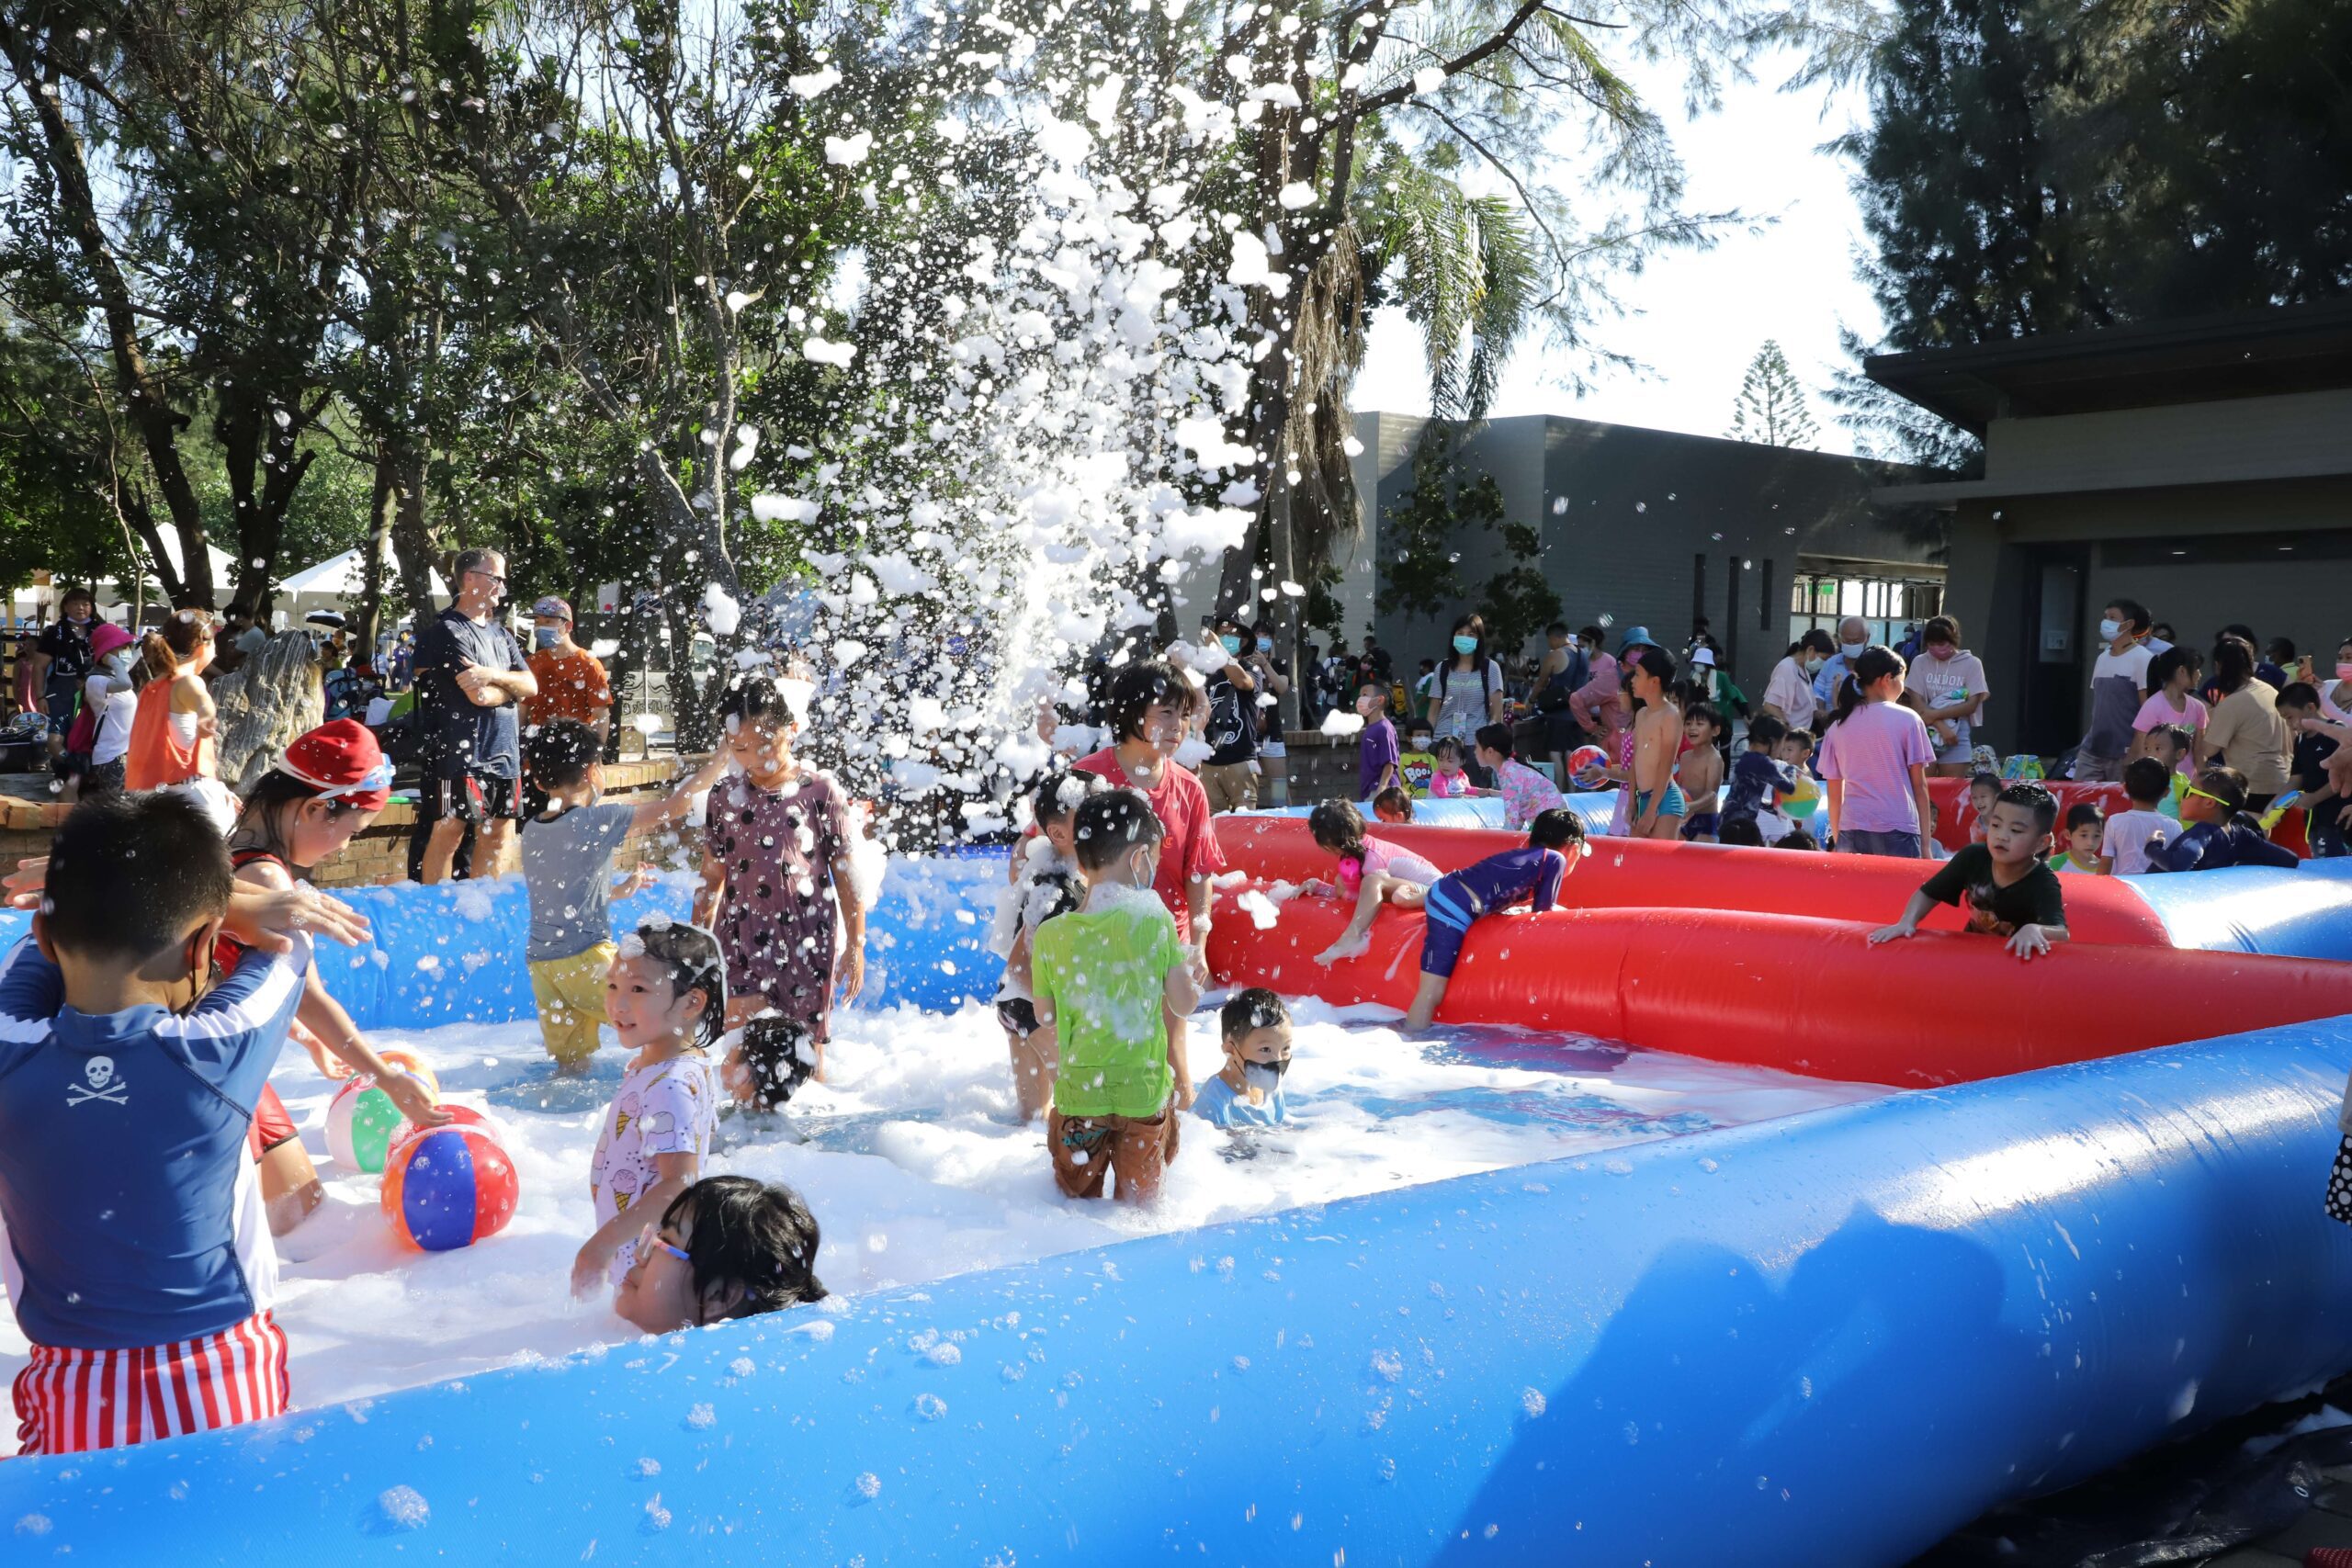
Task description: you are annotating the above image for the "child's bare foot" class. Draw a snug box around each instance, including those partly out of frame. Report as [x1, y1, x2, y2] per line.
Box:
[1315, 932, 1371, 966]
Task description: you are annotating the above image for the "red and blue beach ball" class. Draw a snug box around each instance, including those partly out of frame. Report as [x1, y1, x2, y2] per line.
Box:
[380, 1122, 520, 1252]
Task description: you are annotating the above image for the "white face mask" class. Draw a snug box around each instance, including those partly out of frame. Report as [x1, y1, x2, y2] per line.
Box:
[2098, 618, 2122, 641]
[1838, 640, 1867, 660]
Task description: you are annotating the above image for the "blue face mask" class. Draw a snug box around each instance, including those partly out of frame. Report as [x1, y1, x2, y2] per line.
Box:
[1256, 637, 1272, 653]
[1452, 635, 1478, 656]
[1220, 635, 1241, 656]
[533, 627, 561, 651]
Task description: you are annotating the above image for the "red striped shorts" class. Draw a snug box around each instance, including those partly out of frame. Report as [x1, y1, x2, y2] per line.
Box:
[11, 1310, 288, 1456]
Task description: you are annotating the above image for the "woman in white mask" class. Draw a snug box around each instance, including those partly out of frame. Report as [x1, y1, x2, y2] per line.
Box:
[1903, 615, 1989, 776]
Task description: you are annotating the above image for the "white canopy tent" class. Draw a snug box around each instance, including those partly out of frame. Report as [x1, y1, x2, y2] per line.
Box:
[277, 548, 449, 627]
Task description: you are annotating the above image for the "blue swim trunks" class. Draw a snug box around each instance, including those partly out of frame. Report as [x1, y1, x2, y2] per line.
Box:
[1633, 783, 1687, 820]
[1419, 877, 1477, 977]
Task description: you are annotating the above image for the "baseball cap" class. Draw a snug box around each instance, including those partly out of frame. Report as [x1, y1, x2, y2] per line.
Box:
[532, 596, 574, 623]
[274, 719, 393, 811]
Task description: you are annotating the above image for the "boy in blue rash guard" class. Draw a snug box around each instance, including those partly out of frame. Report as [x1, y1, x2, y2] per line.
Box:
[0, 792, 317, 1455]
[2146, 765, 2300, 873]
[1404, 808, 1587, 1029]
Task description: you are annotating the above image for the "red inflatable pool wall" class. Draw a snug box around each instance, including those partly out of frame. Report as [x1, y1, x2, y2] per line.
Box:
[1216, 816, 2173, 946]
[1207, 894, 2352, 1087]
[1924, 777, 2130, 852]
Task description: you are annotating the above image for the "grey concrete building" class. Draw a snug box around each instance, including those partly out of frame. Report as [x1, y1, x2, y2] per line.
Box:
[1219, 412, 1949, 706]
[1868, 299, 2352, 756]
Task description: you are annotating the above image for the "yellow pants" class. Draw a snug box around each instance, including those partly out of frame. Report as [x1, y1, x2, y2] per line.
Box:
[528, 942, 616, 1067]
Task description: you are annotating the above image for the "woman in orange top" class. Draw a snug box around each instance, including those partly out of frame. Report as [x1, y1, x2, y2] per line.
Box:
[124, 609, 221, 800]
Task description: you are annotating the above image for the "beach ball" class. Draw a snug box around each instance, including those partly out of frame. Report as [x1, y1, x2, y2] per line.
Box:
[1566, 746, 1609, 787]
[380, 1124, 520, 1252]
[1784, 772, 1823, 818]
[387, 1101, 509, 1162]
[327, 1057, 443, 1174]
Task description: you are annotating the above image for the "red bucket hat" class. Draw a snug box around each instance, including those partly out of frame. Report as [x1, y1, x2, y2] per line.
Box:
[275, 718, 393, 811]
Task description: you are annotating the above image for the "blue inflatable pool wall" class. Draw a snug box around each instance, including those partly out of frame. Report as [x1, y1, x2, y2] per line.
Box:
[8, 855, 2352, 1564]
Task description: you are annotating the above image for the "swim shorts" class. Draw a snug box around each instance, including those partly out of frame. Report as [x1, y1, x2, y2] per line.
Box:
[1048, 1106, 1179, 1201]
[1419, 877, 1476, 978]
[1633, 784, 1688, 821]
[1680, 812, 1721, 840]
[995, 996, 1040, 1038]
[246, 1082, 298, 1160]
[423, 768, 524, 825]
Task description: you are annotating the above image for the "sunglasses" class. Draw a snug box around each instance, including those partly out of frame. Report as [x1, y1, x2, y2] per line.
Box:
[2183, 785, 2236, 809]
[467, 568, 508, 585]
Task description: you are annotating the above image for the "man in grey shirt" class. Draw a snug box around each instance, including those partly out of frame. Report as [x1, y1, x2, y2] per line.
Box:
[520, 718, 729, 1070]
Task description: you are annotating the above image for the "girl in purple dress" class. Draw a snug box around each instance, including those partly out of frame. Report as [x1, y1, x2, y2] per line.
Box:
[695, 674, 866, 1093]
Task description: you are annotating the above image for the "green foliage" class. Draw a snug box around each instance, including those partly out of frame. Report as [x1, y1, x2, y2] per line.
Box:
[1725, 341, 1820, 448]
[1476, 519, 1561, 655]
[1377, 428, 1503, 626]
[1825, 0, 2352, 466]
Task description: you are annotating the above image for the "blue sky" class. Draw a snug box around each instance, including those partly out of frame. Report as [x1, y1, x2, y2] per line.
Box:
[1351, 50, 1883, 456]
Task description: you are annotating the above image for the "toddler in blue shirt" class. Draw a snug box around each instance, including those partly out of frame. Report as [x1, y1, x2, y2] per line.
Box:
[1193, 987, 1294, 1129]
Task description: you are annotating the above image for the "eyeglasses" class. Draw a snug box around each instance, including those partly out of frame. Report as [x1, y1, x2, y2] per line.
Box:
[466, 568, 507, 585]
[636, 1223, 690, 1264]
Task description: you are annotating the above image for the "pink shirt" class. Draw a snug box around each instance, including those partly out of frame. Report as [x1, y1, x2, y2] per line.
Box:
[1074, 747, 1226, 942]
[1817, 700, 1934, 836]
[1343, 836, 1442, 892]
[1428, 768, 1476, 798]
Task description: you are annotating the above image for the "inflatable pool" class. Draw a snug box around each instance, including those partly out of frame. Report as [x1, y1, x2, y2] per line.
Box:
[9, 849, 2352, 1566]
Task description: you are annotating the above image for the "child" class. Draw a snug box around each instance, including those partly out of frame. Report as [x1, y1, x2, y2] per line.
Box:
[2144, 724, 2195, 818]
[1193, 987, 1294, 1130]
[991, 768, 1102, 1121]
[2146, 766, 2300, 873]
[1721, 712, 1797, 840]
[1427, 736, 1476, 798]
[613, 1174, 829, 1336]
[1869, 782, 2068, 960]
[524, 717, 729, 1074]
[2278, 682, 2347, 856]
[1356, 682, 1401, 798]
[1963, 772, 2000, 843]
[1373, 785, 1415, 824]
[1306, 799, 1443, 965]
[1626, 647, 1684, 840]
[0, 793, 316, 1453]
[1677, 703, 1726, 841]
[2101, 758, 2178, 874]
[223, 720, 450, 1235]
[1406, 808, 1586, 1029]
[571, 920, 725, 1294]
[695, 673, 868, 1093]
[1925, 802, 1953, 861]
[1031, 789, 1201, 1202]
[1397, 722, 1438, 796]
[1473, 721, 1566, 831]
[2048, 802, 2105, 874]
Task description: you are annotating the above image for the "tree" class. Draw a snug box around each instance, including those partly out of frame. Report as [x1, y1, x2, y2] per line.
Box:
[1724, 340, 1819, 447]
[1801, 0, 2352, 467]
[1376, 425, 1496, 626]
[1476, 518, 1560, 653]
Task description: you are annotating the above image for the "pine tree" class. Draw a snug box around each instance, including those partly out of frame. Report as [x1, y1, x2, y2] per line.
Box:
[1725, 342, 1821, 448]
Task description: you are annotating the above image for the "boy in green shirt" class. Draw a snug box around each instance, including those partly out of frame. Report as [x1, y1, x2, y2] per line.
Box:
[1031, 788, 1202, 1201]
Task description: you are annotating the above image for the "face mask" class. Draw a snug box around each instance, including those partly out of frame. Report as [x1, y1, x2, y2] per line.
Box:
[106, 650, 133, 676]
[1256, 637, 1272, 653]
[66, 613, 90, 626]
[1804, 656, 1824, 673]
[2098, 618, 2122, 641]
[1926, 644, 1952, 661]
[1219, 635, 1241, 656]
[1129, 852, 1159, 888]
[1242, 1060, 1288, 1096]
[1839, 640, 1867, 660]
[533, 627, 561, 651]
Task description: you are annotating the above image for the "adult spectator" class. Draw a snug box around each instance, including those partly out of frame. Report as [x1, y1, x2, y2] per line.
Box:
[1568, 626, 1627, 761]
[1074, 659, 1227, 981]
[1242, 619, 1291, 742]
[413, 547, 537, 883]
[1810, 616, 1871, 716]
[2202, 637, 2291, 809]
[1357, 632, 1394, 690]
[1529, 623, 1587, 780]
[2074, 597, 2153, 783]
[524, 595, 614, 746]
[2202, 625, 2259, 705]
[387, 626, 416, 692]
[1903, 615, 1989, 776]
[28, 586, 96, 762]
[1763, 629, 1834, 733]
[1429, 614, 1507, 782]
[1197, 615, 1262, 813]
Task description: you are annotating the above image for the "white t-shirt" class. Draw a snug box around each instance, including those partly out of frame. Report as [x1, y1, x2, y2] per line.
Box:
[84, 673, 136, 766]
[591, 1052, 718, 1281]
[1905, 649, 1989, 757]
[2101, 808, 2177, 876]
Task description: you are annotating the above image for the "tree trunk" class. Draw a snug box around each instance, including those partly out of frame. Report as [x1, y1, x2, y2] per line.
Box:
[360, 446, 396, 656]
[384, 434, 438, 622]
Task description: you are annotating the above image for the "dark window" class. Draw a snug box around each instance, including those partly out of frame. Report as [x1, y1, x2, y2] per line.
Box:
[1691, 553, 1707, 634]
[1759, 559, 1774, 631]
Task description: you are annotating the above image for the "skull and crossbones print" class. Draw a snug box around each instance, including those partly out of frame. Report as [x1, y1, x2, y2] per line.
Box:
[67, 1055, 128, 1107]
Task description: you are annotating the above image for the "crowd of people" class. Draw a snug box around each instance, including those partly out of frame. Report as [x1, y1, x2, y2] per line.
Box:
[4, 562, 2347, 1462]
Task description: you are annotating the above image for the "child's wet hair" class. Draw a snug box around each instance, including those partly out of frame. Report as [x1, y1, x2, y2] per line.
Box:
[2191, 764, 2251, 815]
[1371, 785, 1414, 822]
[1220, 987, 1290, 1042]
[1027, 766, 1105, 829]
[1684, 702, 1724, 737]
[658, 1175, 827, 1319]
[1307, 800, 1368, 860]
[526, 717, 602, 792]
[1106, 659, 1188, 742]
[1527, 807, 1586, 852]
[1968, 771, 2000, 798]
[1745, 712, 1786, 750]
[45, 792, 233, 962]
[1071, 787, 1165, 873]
[625, 919, 727, 1047]
[1473, 722, 1515, 759]
[1432, 736, 1464, 761]
[716, 672, 805, 733]
[1995, 782, 2058, 834]
[734, 1015, 816, 1111]
[2122, 756, 2171, 806]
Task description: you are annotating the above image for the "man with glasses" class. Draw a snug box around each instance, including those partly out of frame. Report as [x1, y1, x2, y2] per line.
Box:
[413, 547, 537, 882]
